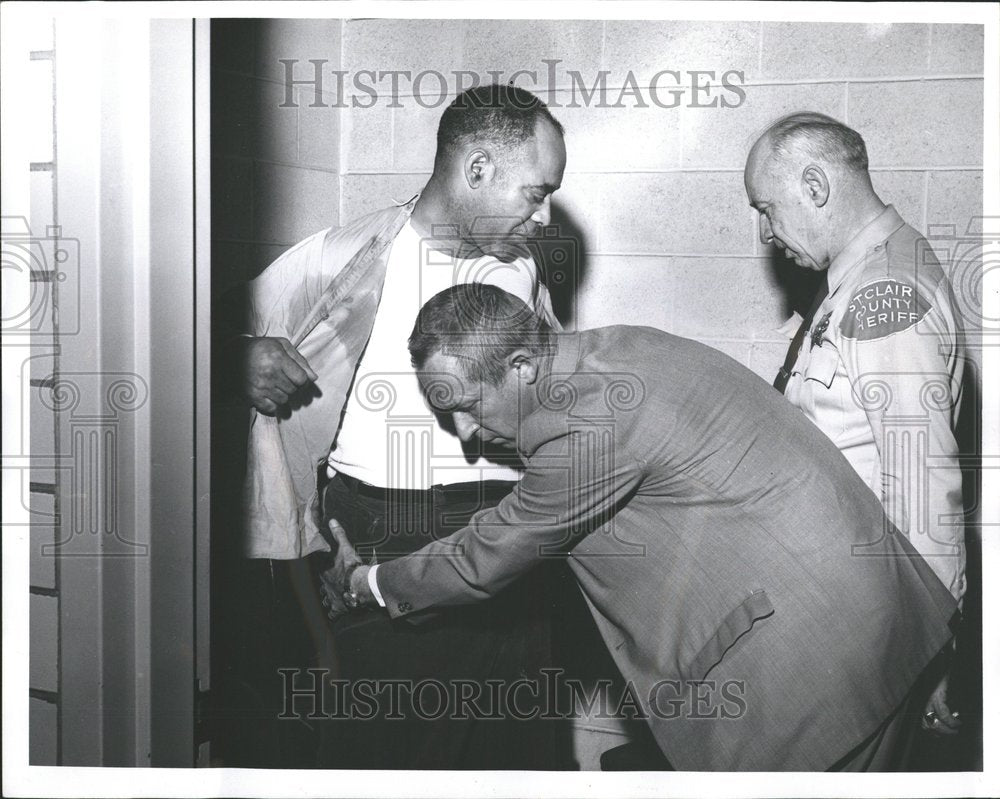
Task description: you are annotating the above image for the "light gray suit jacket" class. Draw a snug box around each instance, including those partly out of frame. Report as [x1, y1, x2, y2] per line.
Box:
[378, 327, 957, 770]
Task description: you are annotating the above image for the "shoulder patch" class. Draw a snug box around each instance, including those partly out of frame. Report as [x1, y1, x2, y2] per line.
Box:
[840, 278, 931, 340]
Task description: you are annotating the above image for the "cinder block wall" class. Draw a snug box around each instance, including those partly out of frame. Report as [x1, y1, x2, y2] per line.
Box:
[212, 19, 343, 294]
[330, 19, 984, 768]
[335, 20, 984, 382]
[231, 18, 984, 770]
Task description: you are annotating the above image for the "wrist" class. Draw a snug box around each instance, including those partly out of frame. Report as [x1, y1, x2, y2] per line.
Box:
[348, 564, 373, 604]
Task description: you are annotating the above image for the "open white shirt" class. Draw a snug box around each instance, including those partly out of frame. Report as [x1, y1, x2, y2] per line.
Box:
[327, 220, 549, 490]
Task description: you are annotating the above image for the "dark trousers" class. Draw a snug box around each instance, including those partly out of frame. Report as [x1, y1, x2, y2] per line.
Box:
[317, 473, 564, 769]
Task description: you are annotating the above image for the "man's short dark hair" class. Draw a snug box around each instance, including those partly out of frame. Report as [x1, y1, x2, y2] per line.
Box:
[409, 284, 552, 385]
[764, 112, 869, 172]
[435, 84, 564, 166]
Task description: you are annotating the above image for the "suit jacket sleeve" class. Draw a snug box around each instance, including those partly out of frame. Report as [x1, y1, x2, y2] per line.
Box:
[376, 430, 644, 618]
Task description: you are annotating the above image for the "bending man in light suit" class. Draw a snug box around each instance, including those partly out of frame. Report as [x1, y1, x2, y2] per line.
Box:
[325, 283, 958, 771]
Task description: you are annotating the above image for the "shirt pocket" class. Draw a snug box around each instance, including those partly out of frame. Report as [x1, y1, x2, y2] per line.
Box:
[803, 345, 839, 389]
[681, 589, 775, 682]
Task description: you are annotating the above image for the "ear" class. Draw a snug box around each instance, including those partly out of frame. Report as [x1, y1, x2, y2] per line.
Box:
[508, 350, 539, 385]
[802, 164, 830, 208]
[465, 149, 496, 189]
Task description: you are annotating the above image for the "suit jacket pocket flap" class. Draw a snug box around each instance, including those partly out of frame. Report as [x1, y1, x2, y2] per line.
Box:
[685, 590, 775, 681]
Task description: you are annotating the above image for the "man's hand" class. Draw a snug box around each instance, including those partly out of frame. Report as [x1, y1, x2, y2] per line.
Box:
[921, 670, 961, 736]
[240, 336, 318, 415]
[319, 564, 350, 623]
[319, 519, 375, 621]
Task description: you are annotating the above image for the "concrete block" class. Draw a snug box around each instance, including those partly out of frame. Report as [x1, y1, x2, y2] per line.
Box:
[30, 593, 58, 692]
[926, 170, 985, 330]
[391, 100, 440, 172]
[212, 157, 253, 240]
[252, 162, 339, 244]
[575, 255, 674, 331]
[30, 170, 54, 234]
[870, 170, 926, 235]
[30, 381, 55, 456]
[544, 89, 680, 172]
[761, 23, 928, 79]
[343, 19, 465, 83]
[458, 20, 603, 91]
[28, 377, 56, 486]
[682, 82, 844, 169]
[255, 19, 342, 85]
[253, 77, 298, 163]
[670, 256, 787, 340]
[341, 101, 392, 172]
[30, 697, 57, 765]
[21, 185, 57, 340]
[748, 340, 791, 381]
[928, 24, 985, 74]
[597, 172, 751, 255]
[27, 466, 58, 588]
[604, 21, 759, 85]
[927, 170, 983, 234]
[390, 84, 682, 174]
[29, 490, 56, 524]
[27, 58, 53, 164]
[849, 79, 983, 168]
[31, 520, 56, 590]
[340, 174, 428, 224]
[297, 88, 342, 170]
[28, 352, 56, 394]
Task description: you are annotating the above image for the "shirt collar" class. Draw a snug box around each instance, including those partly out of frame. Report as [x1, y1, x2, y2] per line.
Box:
[826, 205, 905, 294]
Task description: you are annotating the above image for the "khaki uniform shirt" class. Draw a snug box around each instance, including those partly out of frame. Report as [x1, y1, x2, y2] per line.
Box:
[781, 206, 966, 599]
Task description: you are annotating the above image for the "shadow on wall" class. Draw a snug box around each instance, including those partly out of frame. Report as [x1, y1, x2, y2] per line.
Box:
[764, 245, 825, 319]
[532, 202, 590, 329]
[949, 358, 984, 770]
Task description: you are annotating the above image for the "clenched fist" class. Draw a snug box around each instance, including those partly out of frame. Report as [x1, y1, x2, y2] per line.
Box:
[239, 336, 318, 415]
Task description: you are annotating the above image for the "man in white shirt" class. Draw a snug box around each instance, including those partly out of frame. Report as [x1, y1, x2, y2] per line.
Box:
[238, 84, 568, 768]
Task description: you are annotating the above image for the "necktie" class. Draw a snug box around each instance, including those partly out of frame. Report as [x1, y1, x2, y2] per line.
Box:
[773, 271, 829, 394]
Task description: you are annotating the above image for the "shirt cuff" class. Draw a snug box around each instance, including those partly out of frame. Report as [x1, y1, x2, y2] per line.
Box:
[368, 563, 386, 608]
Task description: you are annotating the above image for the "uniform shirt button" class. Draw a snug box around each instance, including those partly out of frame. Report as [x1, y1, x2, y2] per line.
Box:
[398, 601, 412, 613]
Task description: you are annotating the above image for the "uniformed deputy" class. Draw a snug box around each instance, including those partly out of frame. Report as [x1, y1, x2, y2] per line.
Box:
[745, 112, 966, 748]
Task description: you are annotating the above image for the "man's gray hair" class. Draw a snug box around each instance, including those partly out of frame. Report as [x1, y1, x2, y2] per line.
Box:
[763, 112, 869, 172]
[409, 284, 552, 385]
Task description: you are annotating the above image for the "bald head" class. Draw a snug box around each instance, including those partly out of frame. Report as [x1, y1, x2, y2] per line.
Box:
[754, 112, 868, 172]
[744, 112, 884, 271]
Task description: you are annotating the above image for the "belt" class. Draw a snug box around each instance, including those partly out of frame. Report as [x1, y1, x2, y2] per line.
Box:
[335, 472, 515, 505]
